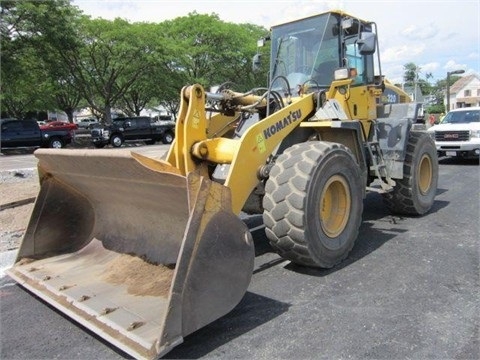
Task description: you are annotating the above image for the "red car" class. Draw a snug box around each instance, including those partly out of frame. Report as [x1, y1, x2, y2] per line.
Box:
[40, 121, 78, 131]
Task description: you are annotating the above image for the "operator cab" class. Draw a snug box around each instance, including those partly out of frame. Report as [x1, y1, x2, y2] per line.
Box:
[265, 11, 380, 93]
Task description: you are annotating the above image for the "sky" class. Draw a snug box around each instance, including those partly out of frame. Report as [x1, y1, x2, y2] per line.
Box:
[72, 0, 480, 85]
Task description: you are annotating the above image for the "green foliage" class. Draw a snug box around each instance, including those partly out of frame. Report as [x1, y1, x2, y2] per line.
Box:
[0, 45, 52, 118]
[160, 12, 267, 90]
[426, 104, 445, 114]
[60, 18, 169, 122]
[0, 0, 83, 118]
[403, 62, 419, 85]
[402, 62, 460, 110]
[0, 4, 268, 121]
[403, 62, 434, 96]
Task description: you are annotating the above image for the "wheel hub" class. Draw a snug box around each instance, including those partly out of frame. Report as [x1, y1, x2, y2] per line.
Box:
[418, 154, 433, 195]
[319, 175, 351, 238]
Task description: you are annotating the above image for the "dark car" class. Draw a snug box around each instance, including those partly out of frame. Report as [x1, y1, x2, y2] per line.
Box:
[91, 116, 175, 148]
[1, 118, 72, 149]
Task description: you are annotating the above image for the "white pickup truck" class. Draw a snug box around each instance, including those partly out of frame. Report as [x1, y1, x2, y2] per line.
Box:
[427, 107, 480, 159]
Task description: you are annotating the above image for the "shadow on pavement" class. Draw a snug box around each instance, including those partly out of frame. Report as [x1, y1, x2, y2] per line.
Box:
[166, 292, 290, 359]
[271, 190, 448, 277]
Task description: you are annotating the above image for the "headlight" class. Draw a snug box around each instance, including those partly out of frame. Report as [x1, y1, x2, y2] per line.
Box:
[470, 130, 480, 138]
[427, 130, 435, 140]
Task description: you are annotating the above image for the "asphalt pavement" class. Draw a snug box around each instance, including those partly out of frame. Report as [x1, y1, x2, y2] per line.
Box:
[0, 156, 478, 359]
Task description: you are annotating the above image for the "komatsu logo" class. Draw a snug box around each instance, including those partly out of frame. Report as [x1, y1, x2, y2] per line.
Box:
[263, 109, 302, 139]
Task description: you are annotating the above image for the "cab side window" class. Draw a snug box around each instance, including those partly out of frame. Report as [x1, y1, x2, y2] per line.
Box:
[22, 121, 38, 131]
[125, 118, 137, 129]
[2, 121, 22, 132]
[345, 41, 364, 85]
[137, 118, 149, 127]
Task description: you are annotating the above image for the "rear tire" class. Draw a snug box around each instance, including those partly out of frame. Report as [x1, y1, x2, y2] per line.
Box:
[49, 137, 64, 148]
[382, 132, 438, 215]
[263, 142, 364, 268]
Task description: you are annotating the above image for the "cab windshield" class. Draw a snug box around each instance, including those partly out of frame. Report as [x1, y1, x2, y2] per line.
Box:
[270, 13, 339, 90]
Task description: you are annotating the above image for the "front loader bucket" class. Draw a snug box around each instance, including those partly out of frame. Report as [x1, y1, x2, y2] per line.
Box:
[7, 148, 254, 359]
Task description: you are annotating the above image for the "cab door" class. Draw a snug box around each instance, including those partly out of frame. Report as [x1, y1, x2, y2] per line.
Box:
[344, 39, 377, 122]
[135, 118, 151, 140]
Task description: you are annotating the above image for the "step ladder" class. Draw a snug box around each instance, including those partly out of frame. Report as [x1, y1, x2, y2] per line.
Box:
[366, 141, 396, 193]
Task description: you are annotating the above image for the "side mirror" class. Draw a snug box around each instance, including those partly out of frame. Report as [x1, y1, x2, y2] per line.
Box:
[125, 121, 132, 128]
[357, 32, 376, 55]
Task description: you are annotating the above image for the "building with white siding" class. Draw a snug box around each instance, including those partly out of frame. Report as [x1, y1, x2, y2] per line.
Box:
[446, 74, 480, 111]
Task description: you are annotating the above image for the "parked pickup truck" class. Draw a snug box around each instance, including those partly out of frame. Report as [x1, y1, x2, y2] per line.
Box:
[427, 107, 480, 159]
[0, 118, 73, 150]
[90, 116, 175, 148]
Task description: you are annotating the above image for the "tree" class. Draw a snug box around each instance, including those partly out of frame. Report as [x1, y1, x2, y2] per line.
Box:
[112, 22, 175, 117]
[50, 77, 84, 123]
[425, 75, 463, 114]
[58, 18, 159, 122]
[26, 17, 171, 123]
[0, 0, 82, 119]
[403, 62, 421, 86]
[143, 13, 268, 118]
[0, 46, 52, 119]
[0, 4, 269, 122]
[403, 62, 436, 101]
[160, 13, 268, 90]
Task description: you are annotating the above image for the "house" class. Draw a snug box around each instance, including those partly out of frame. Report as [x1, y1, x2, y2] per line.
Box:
[446, 74, 480, 110]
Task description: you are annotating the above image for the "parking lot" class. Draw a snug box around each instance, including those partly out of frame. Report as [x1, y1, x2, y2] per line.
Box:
[0, 156, 478, 359]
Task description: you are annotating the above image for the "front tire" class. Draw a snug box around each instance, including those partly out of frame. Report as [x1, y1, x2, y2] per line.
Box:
[110, 134, 123, 147]
[263, 142, 364, 268]
[382, 132, 438, 215]
[162, 131, 174, 144]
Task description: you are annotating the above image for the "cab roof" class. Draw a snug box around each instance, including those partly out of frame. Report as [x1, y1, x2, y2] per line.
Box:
[270, 9, 371, 29]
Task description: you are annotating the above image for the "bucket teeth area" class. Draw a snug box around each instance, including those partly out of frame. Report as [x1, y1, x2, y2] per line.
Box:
[10, 239, 173, 355]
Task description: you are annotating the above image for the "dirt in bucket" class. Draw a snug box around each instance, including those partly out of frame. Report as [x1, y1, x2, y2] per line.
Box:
[103, 253, 175, 297]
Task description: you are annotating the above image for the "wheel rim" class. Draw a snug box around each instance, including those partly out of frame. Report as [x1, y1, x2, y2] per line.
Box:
[112, 137, 122, 147]
[418, 154, 433, 195]
[52, 141, 62, 148]
[319, 175, 351, 238]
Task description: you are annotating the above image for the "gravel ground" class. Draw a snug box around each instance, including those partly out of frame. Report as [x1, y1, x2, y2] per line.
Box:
[0, 169, 39, 252]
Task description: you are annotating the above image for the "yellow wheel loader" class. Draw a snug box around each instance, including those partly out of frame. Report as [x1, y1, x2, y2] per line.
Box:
[7, 10, 438, 359]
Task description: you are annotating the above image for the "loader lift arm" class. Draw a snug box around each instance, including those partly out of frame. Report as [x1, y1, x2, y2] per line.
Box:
[166, 84, 317, 214]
